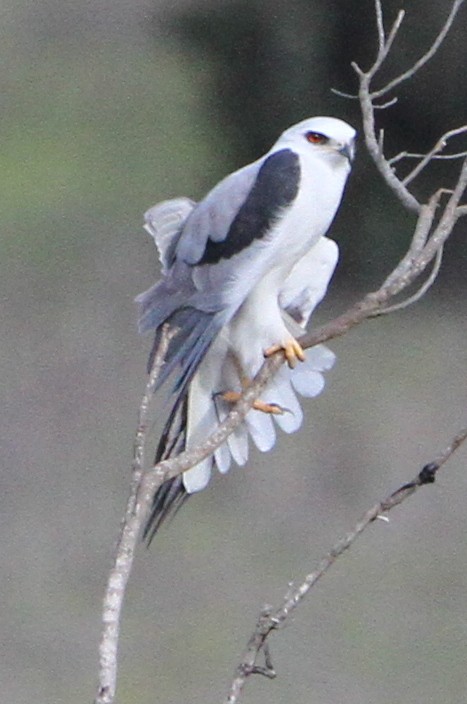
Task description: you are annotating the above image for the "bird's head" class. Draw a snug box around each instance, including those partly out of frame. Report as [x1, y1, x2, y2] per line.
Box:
[274, 116, 356, 167]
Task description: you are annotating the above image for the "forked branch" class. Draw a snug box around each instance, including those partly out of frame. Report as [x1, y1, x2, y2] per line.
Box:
[370, 0, 465, 99]
[346, 0, 466, 212]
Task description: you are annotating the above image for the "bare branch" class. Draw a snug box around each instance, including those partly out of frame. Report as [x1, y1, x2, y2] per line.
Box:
[95, 325, 177, 704]
[374, 245, 443, 316]
[224, 426, 467, 704]
[349, 1, 465, 211]
[330, 0, 405, 102]
[356, 69, 421, 212]
[403, 126, 467, 185]
[388, 150, 408, 166]
[378, 128, 385, 153]
[390, 150, 467, 166]
[330, 87, 358, 100]
[374, 0, 386, 52]
[366, 6, 405, 78]
[425, 157, 467, 252]
[373, 96, 398, 109]
[371, 0, 466, 99]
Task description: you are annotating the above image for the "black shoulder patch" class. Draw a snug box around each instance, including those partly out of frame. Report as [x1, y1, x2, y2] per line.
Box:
[199, 149, 300, 265]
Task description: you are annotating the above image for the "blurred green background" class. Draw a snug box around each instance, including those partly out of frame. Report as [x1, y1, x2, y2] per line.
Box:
[1, 1, 467, 702]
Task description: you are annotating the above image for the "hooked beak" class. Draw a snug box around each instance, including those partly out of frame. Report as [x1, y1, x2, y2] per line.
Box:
[339, 139, 356, 164]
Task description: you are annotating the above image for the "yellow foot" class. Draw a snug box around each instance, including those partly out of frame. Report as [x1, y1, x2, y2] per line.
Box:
[218, 391, 285, 415]
[264, 338, 306, 368]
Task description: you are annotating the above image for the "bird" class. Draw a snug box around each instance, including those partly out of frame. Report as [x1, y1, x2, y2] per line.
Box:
[136, 116, 356, 543]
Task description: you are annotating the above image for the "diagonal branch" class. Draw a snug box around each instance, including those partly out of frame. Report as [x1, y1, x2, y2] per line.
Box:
[374, 0, 385, 52]
[95, 325, 178, 704]
[224, 426, 467, 704]
[375, 244, 443, 316]
[402, 126, 467, 185]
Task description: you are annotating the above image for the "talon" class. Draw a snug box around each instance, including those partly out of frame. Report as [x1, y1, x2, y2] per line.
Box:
[252, 400, 285, 415]
[217, 390, 243, 404]
[264, 338, 306, 369]
[216, 392, 286, 415]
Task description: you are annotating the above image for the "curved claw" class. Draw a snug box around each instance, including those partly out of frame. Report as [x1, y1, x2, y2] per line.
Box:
[251, 400, 286, 416]
[216, 391, 287, 415]
[264, 338, 306, 369]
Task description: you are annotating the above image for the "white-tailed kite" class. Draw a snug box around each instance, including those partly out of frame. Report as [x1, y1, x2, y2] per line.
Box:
[137, 116, 356, 542]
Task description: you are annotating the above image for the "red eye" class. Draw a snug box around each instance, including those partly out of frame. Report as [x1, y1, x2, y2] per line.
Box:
[305, 131, 328, 145]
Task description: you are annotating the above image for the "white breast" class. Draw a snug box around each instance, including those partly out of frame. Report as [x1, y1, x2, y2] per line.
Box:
[272, 149, 349, 261]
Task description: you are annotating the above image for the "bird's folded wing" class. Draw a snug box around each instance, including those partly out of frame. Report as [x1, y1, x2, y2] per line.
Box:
[137, 152, 303, 396]
[143, 197, 196, 272]
[175, 150, 299, 267]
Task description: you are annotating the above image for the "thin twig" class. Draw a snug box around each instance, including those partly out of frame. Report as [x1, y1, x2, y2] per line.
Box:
[374, 0, 385, 52]
[330, 87, 358, 99]
[378, 128, 385, 154]
[356, 69, 421, 212]
[403, 126, 467, 185]
[367, 6, 405, 78]
[390, 150, 467, 165]
[371, 0, 466, 99]
[224, 426, 467, 704]
[373, 96, 398, 110]
[374, 245, 443, 316]
[95, 325, 177, 704]
[349, 1, 466, 211]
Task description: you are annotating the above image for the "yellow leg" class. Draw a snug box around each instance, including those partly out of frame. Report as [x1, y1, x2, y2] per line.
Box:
[264, 338, 306, 368]
[218, 390, 285, 415]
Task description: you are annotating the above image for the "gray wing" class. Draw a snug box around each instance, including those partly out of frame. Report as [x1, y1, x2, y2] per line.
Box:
[137, 148, 302, 392]
[175, 148, 300, 266]
[136, 160, 261, 334]
[135, 163, 259, 388]
[143, 197, 196, 272]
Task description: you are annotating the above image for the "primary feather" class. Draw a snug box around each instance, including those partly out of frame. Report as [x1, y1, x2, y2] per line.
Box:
[138, 116, 355, 542]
